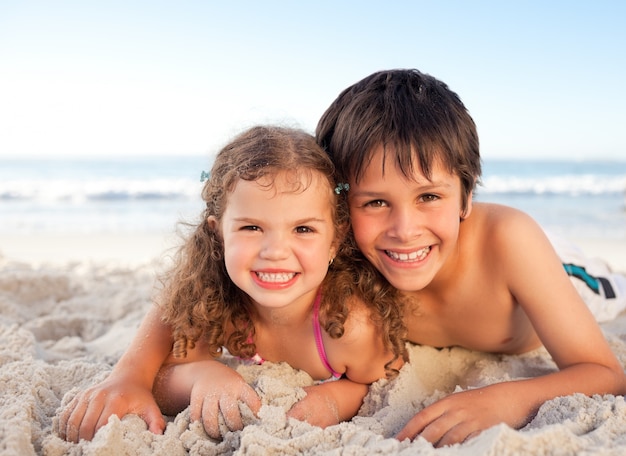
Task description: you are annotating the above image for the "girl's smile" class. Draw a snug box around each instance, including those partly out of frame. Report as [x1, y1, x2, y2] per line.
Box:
[252, 270, 299, 289]
[220, 171, 337, 310]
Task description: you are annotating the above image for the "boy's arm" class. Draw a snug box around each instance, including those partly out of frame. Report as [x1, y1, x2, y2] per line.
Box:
[396, 362, 624, 446]
[58, 305, 172, 443]
[397, 210, 626, 447]
[502, 210, 626, 395]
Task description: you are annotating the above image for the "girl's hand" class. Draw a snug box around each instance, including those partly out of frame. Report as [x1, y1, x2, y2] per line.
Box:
[57, 374, 165, 443]
[156, 360, 262, 439]
[190, 364, 261, 439]
[287, 379, 369, 427]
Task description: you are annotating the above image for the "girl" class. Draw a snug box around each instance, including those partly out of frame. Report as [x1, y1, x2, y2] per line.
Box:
[58, 125, 406, 443]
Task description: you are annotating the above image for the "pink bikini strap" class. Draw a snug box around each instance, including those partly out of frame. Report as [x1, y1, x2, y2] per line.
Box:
[312, 290, 342, 379]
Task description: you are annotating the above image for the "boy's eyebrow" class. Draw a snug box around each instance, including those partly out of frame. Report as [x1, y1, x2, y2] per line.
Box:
[351, 180, 453, 195]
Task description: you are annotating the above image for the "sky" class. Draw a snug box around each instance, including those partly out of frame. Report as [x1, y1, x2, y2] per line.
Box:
[1, 1, 625, 161]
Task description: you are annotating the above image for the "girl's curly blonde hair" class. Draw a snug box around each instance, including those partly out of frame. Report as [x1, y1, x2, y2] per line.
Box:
[159, 125, 407, 377]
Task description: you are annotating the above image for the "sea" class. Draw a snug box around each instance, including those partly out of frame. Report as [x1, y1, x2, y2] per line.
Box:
[1, 156, 625, 241]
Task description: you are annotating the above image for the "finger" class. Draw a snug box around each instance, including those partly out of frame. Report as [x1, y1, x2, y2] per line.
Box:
[65, 393, 105, 444]
[189, 391, 205, 423]
[63, 396, 90, 443]
[142, 404, 166, 435]
[58, 395, 80, 440]
[219, 396, 243, 433]
[76, 395, 108, 442]
[464, 430, 482, 443]
[240, 385, 262, 417]
[436, 423, 481, 448]
[199, 395, 221, 439]
[286, 400, 307, 422]
[395, 412, 430, 442]
[418, 415, 455, 447]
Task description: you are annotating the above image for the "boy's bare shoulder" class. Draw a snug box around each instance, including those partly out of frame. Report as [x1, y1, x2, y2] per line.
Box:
[469, 202, 554, 271]
[465, 202, 548, 264]
[472, 202, 541, 239]
[472, 201, 530, 220]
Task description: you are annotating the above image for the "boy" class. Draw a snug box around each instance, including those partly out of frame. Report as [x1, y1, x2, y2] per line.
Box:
[316, 68, 626, 447]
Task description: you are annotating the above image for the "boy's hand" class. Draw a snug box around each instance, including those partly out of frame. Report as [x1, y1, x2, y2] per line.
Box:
[58, 376, 165, 443]
[396, 383, 532, 447]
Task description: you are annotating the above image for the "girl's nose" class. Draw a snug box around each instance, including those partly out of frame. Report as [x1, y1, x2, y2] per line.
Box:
[259, 232, 290, 260]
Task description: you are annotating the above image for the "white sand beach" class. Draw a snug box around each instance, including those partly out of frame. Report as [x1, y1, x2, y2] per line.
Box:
[2, 232, 626, 455]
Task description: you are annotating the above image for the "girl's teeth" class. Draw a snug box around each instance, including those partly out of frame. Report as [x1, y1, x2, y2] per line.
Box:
[256, 272, 295, 283]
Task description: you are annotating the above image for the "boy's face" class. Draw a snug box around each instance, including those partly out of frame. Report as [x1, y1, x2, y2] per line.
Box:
[347, 146, 471, 292]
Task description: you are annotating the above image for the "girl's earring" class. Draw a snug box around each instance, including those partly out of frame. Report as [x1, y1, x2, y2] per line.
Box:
[329, 257, 334, 266]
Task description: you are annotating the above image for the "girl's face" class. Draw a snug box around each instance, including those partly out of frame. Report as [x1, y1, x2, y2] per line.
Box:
[347, 146, 471, 292]
[219, 170, 337, 311]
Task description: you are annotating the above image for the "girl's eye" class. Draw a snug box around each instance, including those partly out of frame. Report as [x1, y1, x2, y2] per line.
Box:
[241, 225, 261, 231]
[295, 226, 314, 234]
[364, 199, 388, 208]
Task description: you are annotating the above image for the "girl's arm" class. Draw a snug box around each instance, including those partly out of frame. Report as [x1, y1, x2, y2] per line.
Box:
[58, 305, 172, 443]
[287, 300, 403, 427]
[332, 300, 404, 385]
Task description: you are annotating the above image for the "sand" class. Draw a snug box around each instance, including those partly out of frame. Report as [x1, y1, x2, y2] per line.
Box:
[2, 232, 626, 455]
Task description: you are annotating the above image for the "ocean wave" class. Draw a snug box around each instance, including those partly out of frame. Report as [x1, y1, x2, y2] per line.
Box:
[2, 173, 626, 203]
[0, 178, 201, 203]
[480, 174, 626, 196]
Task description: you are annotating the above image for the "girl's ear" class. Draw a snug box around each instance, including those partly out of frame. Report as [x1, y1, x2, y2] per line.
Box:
[329, 247, 337, 265]
[207, 215, 219, 231]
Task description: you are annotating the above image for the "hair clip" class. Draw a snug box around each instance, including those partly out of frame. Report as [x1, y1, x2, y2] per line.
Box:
[200, 170, 210, 182]
[334, 183, 350, 194]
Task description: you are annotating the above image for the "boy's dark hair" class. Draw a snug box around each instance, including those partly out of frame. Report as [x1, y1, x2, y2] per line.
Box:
[316, 68, 481, 213]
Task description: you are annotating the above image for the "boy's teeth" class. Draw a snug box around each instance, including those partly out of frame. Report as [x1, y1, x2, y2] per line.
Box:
[256, 272, 296, 283]
[386, 246, 430, 262]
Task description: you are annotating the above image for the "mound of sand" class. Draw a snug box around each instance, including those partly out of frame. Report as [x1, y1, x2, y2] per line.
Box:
[2, 255, 626, 455]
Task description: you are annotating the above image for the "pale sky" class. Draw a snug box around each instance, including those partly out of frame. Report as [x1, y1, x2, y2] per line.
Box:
[1, 1, 625, 160]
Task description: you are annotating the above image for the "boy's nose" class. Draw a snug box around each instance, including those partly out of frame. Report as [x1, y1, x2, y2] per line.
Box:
[387, 208, 422, 241]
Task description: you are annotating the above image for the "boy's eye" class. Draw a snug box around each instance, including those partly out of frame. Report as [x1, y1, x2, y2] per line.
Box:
[420, 194, 439, 203]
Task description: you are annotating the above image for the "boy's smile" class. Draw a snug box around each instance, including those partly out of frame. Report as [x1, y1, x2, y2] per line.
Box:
[347, 146, 470, 292]
[385, 246, 431, 262]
